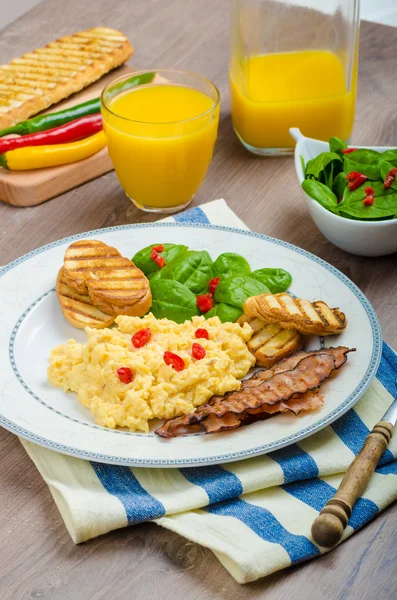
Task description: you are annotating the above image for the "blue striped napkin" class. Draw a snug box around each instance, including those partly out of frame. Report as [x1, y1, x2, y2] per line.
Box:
[20, 199, 397, 584]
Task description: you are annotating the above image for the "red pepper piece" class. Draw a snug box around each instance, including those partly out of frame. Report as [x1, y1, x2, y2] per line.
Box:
[117, 367, 134, 384]
[192, 343, 206, 360]
[196, 294, 214, 313]
[163, 351, 185, 371]
[209, 276, 221, 296]
[132, 327, 151, 348]
[0, 114, 103, 154]
[347, 172, 368, 191]
[150, 248, 166, 268]
[152, 244, 164, 252]
[384, 167, 397, 189]
[195, 328, 209, 340]
[342, 148, 357, 154]
[346, 171, 361, 182]
[363, 186, 375, 206]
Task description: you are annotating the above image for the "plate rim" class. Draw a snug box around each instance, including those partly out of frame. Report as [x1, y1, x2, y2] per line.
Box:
[0, 222, 382, 467]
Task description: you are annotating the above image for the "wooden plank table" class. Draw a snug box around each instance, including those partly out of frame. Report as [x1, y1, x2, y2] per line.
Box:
[0, 2, 396, 598]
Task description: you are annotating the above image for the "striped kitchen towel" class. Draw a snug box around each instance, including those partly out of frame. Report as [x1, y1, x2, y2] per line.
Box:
[20, 199, 397, 584]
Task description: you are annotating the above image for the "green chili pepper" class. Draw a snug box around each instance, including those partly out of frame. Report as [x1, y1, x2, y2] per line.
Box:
[0, 72, 155, 138]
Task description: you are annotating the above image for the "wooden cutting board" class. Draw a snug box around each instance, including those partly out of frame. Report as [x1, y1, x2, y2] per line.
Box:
[0, 65, 133, 207]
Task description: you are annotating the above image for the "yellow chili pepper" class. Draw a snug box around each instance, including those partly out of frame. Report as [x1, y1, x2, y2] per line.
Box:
[0, 131, 106, 170]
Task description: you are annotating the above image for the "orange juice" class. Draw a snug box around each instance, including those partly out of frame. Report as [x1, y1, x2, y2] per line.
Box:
[102, 84, 219, 210]
[230, 50, 357, 150]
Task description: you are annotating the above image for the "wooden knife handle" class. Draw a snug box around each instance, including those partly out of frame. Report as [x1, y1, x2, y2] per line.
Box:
[311, 421, 393, 548]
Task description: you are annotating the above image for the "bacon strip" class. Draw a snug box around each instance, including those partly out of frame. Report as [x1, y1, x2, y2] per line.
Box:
[155, 347, 354, 438]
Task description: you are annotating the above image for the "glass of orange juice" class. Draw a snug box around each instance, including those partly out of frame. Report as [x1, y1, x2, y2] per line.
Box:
[230, 0, 360, 155]
[101, 70, 220, 213]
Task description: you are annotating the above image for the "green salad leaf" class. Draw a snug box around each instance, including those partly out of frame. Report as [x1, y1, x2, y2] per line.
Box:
[381, 149, 397, 166]
[343, 149, 381, 180]
[251, 268, 292, 294]
[150, 279, 199, 323]
[338, 180, 397, 219]
[302, 179, 340, 213]
[305, 152, 342, 182]
[380, 161, 397, 191]
[332, 171, 348, 200]
[213, 253, 251, 278]
[132, 243, 187, 276]
[205, 303, 243, 323]
[214, 275, 269, 308]
[329, 136, 347, 156]
[150, 250, 213, 294]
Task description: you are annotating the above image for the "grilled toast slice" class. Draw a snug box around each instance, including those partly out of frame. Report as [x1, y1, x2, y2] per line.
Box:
[238, 314, 303, 367]
[243, 293, 347, 336]
[56, 267, 115, 329]
[0, 27, 133, 131]
[63, 240, 152, 317]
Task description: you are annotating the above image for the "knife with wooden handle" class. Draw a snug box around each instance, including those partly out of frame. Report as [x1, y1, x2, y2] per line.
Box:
[311, 397, 397, 548]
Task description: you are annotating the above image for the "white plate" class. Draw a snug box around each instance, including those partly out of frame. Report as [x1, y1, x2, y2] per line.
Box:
[0, 224, 381, 467]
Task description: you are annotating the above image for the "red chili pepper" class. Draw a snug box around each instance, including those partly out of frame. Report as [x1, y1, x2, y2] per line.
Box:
[384, 167, 397, 189]
[0, 114, 102, 154]
[192, 343, 206, 360]
[195, 328, 209, 340]
[209, 276, 221, 296]
[196, 294, 214, 313]
[363, 186, 375, 206]
[132, 328, 151, 348]
[342, 147, 357, 154]
[117, 367, 134, 384]
[150, 248, 166, 268]
[346, 172, 368, 191]
[152, 244, 164, 252]
[163, 351, 185, 371]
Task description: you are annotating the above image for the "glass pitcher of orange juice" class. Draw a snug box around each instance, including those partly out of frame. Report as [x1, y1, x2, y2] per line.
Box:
[230, 0, 360, 155]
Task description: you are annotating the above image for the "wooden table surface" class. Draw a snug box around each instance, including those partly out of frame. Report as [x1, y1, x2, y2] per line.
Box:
[1, 2, 396, 599]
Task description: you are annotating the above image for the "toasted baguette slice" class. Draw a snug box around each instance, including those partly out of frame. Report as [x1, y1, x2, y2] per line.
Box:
[243, 293, 347, 336]
[238, 314, 303, 367]
[63, 240, 152, 317]
[56, 267, 115, 329]
[0, 27, 133, 131]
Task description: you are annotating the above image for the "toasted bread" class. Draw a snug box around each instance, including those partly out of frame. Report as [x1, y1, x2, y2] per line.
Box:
[56, 267, 115, 329]
[243, 293, 347, 336]
[0, 27, 133, 131]
[63, 240, 152, 317]
[238, 314, 303, 367]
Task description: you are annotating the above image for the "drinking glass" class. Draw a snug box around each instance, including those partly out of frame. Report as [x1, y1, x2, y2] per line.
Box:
[230, 0, 360, 155]
[101, 70, 220, 213]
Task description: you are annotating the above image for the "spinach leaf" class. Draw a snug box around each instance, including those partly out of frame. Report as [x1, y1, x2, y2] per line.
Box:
[149, 250, 213, 294]
[302, 180, 340, 214]
[205, 303, 243, 323]
[344, 149, 381, 180]
[214, 275, 269, 308]
[305, 152, 342, 182]
[132, 243, 188, 276]
[381, 149, 397, 166]
[150, 279, 199, 323]
[380, 161, 397, 191]
[213, 253, 251, 278]
[251, 268, 292, 293]
[329, 136, 347, 156]
[339, 180, 397, 219]
[332, 171, 348, 200]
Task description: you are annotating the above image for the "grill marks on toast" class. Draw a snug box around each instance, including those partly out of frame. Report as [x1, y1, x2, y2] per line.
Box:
[56, 268, 115, 329]
[243, 293, 347, 336]
[0, 27, 133, 129]
[62, 240, 152, 317]
[238, 314, 303, 367]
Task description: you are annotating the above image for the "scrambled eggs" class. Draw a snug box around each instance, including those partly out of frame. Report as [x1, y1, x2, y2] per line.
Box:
[48, 314, 254, 432]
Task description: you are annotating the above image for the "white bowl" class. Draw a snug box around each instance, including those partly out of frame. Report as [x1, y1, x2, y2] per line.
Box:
[290, 128, 397, 257]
